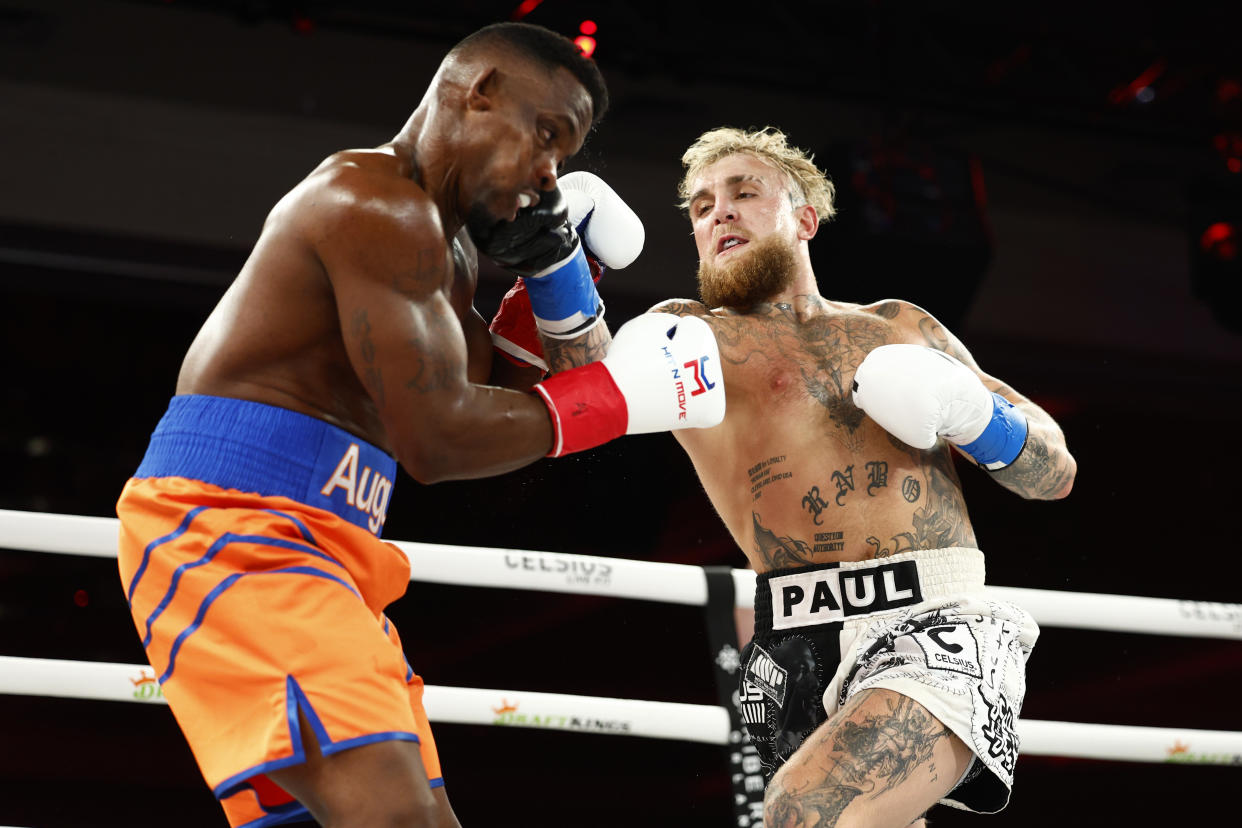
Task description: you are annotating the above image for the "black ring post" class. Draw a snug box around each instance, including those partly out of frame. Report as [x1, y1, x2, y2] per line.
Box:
[703, 565, 765, 826]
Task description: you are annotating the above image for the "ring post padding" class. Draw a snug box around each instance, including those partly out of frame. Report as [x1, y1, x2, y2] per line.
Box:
[703, 566, 765, 826]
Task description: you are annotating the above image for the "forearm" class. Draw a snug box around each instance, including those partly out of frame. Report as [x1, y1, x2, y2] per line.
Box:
[394, 384, 553, 483]
[541, 322, 612, 374]
[984, 405, 1076, 500]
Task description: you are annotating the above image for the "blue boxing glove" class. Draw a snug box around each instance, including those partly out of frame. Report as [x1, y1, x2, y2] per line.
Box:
[851, 344, 1028, 470]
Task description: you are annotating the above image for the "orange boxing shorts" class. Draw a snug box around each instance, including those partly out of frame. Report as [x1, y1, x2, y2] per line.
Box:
[116, 394, 442, 828]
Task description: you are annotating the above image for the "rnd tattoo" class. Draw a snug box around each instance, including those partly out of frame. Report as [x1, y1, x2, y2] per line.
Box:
[800, 460, 890, 522]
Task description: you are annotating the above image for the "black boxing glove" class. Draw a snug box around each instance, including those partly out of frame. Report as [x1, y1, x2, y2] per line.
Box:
[473, 187, 603, 340]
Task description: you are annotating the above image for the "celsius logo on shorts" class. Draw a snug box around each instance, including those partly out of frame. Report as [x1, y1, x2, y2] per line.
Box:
[769, 560, 923, 630]
[319, 442, 393, 535]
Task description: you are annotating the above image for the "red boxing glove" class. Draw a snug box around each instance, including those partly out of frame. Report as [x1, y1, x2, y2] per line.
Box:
[489, 258, 605, 373]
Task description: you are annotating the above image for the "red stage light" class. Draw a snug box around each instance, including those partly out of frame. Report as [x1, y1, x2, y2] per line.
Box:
[574, 35, 596, 58]
[580, 20, 597, 35]
[1201, 222, 1238, 261]
[511, 0, 543, 20]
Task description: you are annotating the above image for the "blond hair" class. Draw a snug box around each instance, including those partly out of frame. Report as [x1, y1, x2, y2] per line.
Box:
[678, 126, 836, 222]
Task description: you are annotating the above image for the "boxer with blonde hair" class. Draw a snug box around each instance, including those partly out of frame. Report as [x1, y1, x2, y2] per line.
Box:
[652, 125, 1077, 827]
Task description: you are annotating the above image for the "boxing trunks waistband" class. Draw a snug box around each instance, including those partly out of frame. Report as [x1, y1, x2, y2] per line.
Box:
[134, 394, 397, 537]
[753, 547, 986, 634]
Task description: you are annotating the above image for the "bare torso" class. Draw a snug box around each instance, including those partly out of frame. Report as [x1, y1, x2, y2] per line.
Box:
[662, 296, 978, 573]
[176, 147, 492, 454]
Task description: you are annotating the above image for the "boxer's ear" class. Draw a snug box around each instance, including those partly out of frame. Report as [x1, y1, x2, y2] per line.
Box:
[466, 67, 500, 112]
[795, 203, 819, 242]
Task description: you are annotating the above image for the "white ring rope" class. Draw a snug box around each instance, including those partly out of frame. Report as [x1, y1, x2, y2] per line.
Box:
[3, 508, 1239, 639]
[1, 655, 1239, 766]
[2, 508, 1241, 767]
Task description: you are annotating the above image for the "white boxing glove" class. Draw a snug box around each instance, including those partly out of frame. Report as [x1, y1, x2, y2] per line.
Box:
[533, 313, 725, 456]
[851, 344, 1027, 470]
[560, 171, 645, 270]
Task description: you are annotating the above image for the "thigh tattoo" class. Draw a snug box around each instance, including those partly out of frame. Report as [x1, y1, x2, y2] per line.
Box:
[766, 693, 953, 827]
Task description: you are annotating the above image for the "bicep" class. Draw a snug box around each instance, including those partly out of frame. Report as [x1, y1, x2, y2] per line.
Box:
[335, 260, 469, 413]
[900, 302, 1043, 413]
[315, 204, 470, 423]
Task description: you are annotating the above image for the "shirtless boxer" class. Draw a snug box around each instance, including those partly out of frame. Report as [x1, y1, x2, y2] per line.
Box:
[114, 23, 723, 828]
[650, 127, 1078, 827]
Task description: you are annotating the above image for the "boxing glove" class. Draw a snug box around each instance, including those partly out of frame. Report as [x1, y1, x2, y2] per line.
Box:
[533, 313, 725, 457]
[489, 172, 644, 371]
[851, 344, 1027, 470]
[561, 170, 645, 272]
[473, 185, 601, 341]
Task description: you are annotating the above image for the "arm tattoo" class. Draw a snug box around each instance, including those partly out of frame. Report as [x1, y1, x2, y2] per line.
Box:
[351, 309, 385, 406]
[874, 301, 902, 320]
[392, 249, 450, 299]
[405, 311, 465, 394]
[989, 430, 1075, 498]
[917, 314, 973, 364]
[914, 309, 1075, 500]
[653, 299, 707, 318]
[543, 323, 611, 374]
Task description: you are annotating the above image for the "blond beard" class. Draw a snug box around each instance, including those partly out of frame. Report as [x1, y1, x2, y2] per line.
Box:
[696, 233, 799, 310]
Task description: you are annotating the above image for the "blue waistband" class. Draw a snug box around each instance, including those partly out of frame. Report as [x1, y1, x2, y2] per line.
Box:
[134, 395, 397, 537]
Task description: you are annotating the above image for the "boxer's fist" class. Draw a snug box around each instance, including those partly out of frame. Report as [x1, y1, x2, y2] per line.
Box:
[533, 313, 725, 456]
[472, 186, 578, 275]
[851, 344, 1027, 469]
[604, 313, 723, 434]
[490, 172, 645, 361]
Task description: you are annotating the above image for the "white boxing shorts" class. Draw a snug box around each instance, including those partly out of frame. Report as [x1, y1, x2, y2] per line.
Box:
[743, 547, 1038, 813]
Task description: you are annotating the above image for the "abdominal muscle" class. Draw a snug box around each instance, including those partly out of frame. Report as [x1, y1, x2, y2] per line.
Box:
[683, 414, 978, 574]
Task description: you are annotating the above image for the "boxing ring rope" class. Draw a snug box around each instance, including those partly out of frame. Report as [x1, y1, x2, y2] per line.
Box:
[2, 507, 1241, 770]
[4, 508, 1240, 638]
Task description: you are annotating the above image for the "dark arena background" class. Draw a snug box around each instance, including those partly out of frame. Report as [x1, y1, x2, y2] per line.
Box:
[2, 1, 1241, 826]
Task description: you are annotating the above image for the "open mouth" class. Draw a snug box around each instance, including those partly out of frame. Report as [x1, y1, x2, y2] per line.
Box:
[508, 191, 538, 220]
[717, 234, 748, 256]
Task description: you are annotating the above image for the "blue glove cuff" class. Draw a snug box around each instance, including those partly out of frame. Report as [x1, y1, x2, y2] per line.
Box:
[958, 392, 1028, 470]
[525, 243, 603, 339]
